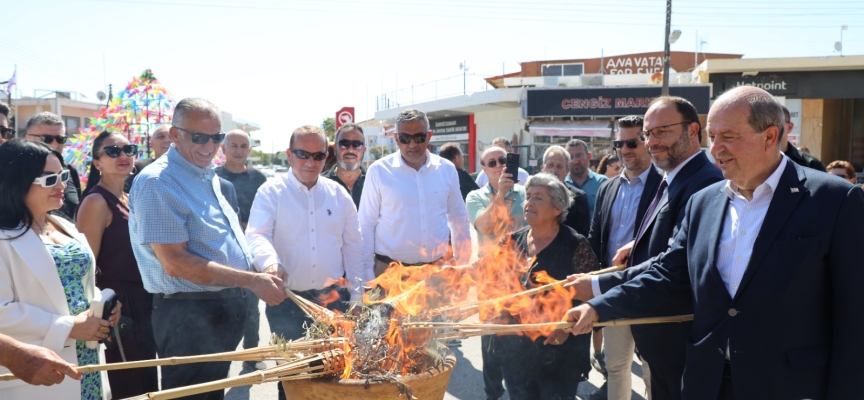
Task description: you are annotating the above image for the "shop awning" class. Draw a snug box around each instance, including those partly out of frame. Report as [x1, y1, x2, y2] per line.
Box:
[529, 120, 612, 138]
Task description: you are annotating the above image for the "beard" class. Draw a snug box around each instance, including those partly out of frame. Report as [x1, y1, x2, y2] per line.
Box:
[337, 158, 360, 171]
[653, 131, 692, 171]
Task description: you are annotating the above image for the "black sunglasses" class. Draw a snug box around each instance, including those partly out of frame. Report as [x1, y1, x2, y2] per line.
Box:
[483, 156, 508, 168]
[612, 138, 640, 149]
[337, 139, 365, 150]
[174, 126, 226, 144]
[100, 144, 138, 158]
[31, 134, 68, 145]
[0, 126, 14, 139]
[398, 133, 427, 144]
[290, 149, 328, 161]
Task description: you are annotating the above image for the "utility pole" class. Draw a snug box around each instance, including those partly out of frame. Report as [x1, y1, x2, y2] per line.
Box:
[661, 0, 673, 96]
[460, 61, 469, 95]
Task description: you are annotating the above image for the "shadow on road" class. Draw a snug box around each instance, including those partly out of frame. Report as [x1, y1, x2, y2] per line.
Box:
[446, 345, 500, 400]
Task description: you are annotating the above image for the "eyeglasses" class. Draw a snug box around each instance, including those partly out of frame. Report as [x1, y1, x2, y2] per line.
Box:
[174, 126, 226, 144]
[99, 144, 138, 158]
[483, 156, 508, 168]
[612, 138, 640, 149]
[398, 133, 427, 144]
[0, 126, 14, 139]
[290, 149, 328, 161]
[32, 170, 70, 188]
[637, 121, 691, 141]
[29, 134, 68, 145]
[337, 139, 365, 150]
[611, 165, 622, 171]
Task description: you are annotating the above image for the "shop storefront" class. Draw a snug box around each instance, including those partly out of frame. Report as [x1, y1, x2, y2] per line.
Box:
[709, 69, 864, 171]
[522, 85, 711, 163]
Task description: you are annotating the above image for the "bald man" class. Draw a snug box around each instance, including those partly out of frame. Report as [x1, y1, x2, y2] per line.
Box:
[125, 125, 173, 193]
[564, 86, 864, 399]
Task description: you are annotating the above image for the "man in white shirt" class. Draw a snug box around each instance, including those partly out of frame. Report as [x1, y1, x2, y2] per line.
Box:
[359, 108, 471, 277]
[246, 126, 371, 399]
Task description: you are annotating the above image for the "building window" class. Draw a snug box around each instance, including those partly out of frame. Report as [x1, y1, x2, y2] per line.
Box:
[62, 116, 80, 136]
[541, 63, 585, 77]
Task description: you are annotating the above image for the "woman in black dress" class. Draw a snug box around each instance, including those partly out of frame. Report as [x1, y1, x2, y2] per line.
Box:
[497, 173, 597, 400]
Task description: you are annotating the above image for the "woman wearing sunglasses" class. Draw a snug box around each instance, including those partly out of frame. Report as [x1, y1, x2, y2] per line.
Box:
[0, 138, 120, 400]
[76, 131, 157, 398]
[597, 154, 622, 180]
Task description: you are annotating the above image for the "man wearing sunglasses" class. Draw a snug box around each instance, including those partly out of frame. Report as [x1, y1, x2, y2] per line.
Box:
[0, 101, 11, 146]
[359, 108, 471, 277]
[581, 115, 661, 400]
[474, 137, 530, 187]
[321, 123, 367, 209]
[129, 98, 287, 399]
[568, 97, 723, 400]
[25, 112, 81, 220]
[246, 125, 370, 400]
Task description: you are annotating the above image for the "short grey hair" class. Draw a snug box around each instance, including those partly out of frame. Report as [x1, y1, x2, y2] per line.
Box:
[491, 137, 512, 150]
[481, 145, 506, 160]
[525, 173, 573, 224]
[542, 145, 571, 164]
[718, 88, 785, 148]
[173, 98, 222, 129]
[395, 108, 429, 132]
[26, 111, 64, 132]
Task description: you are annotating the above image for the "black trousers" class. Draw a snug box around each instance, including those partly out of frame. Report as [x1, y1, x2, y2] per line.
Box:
[101, 280, 158, 398]
[267, 287, 349, 400]
[481, 335, 505, 400]
[152, 293, 247, 400]
[242, 289, 261, 349]
[718, 361, 734, 400]
[646, 362, 685, 400]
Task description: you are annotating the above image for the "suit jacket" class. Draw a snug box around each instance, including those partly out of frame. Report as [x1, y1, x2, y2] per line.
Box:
[590, 159, 864, 399]
[597, 151, 723, 367]
[563, 182, 591, 237]
[0, 215, 96, 396]
[587, 166, 663, 268]
[784, 143, 826, 172]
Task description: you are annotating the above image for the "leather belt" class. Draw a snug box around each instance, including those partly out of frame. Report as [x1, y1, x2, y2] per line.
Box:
[158, 288, 246, 300]
[375, 253, 442, 267]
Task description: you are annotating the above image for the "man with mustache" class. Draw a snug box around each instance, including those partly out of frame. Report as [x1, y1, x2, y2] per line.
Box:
[322, 123, 367, 209]
[568, 96, 723, 400]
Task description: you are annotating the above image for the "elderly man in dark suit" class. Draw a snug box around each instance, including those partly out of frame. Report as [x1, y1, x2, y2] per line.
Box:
[565, 86, 864, 400]
[572, 96, 723, 400]
[586, 115, 662, 400]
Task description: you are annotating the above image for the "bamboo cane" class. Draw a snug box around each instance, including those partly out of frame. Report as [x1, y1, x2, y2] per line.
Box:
[284, 288, 337, 321]
[0, 338, 347, 382]
[122, 349, 346, 400]
[408, 314, 695, 341]
[430, 264, 626, 320]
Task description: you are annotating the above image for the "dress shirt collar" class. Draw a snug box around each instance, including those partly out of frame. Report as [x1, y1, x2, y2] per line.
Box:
[621, 165, 652, 186]
[284, 170, 320, 193]
[664, 151, 701, 185]
[391, 150, 436, 170]
[167, 146, 215, 178]
[723, 154, 788, 201]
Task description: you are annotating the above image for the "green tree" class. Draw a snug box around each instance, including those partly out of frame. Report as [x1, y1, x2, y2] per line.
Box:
[321, 117, 336, 142]
[368, 145, 391, 160]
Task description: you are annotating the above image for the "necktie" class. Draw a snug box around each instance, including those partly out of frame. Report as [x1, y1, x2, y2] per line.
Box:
[635, 178, 668, 244]
[211, 173, 254, 271]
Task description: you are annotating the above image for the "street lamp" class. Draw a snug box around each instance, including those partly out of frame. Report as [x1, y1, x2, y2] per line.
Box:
[661, 0, 681, 96]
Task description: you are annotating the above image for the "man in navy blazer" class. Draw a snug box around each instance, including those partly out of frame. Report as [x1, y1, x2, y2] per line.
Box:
[565, 86, 864, 400]
[576, 96, 724, 400]
[586, 115, 662, 399]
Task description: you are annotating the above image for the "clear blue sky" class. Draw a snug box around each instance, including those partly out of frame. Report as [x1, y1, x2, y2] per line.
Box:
[2, 0, 861, 152]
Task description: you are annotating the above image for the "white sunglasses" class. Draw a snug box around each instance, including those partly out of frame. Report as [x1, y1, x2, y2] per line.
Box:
[32, 170, 70, 188]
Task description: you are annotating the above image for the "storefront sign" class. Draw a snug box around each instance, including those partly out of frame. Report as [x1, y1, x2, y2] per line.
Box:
[335, 107, 355, 130]
[723, 74, 798, 96]
[430, 115, 470, 136]
[604, 55, 664, 75]
[525, 86, 711, 117]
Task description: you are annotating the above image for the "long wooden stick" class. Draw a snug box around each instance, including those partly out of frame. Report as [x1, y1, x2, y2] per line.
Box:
[410, 314, 694, 340]
[0, 338, 347, 382]
[431, 264, 626, 318]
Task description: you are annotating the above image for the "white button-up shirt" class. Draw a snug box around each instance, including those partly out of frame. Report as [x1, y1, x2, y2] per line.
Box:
[716, 155, 787, 297]
[359, 151, 472, 267]
[245, 172, 372, 300]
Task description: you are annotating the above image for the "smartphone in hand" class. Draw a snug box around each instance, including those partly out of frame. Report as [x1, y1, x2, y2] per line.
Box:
[505, 153, 521, 183]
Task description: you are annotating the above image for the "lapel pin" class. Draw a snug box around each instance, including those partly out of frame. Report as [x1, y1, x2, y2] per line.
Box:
[790, 188, 799, 193]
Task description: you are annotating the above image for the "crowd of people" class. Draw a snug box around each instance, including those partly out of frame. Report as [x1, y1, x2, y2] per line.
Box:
[0, 85, 861, 400]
